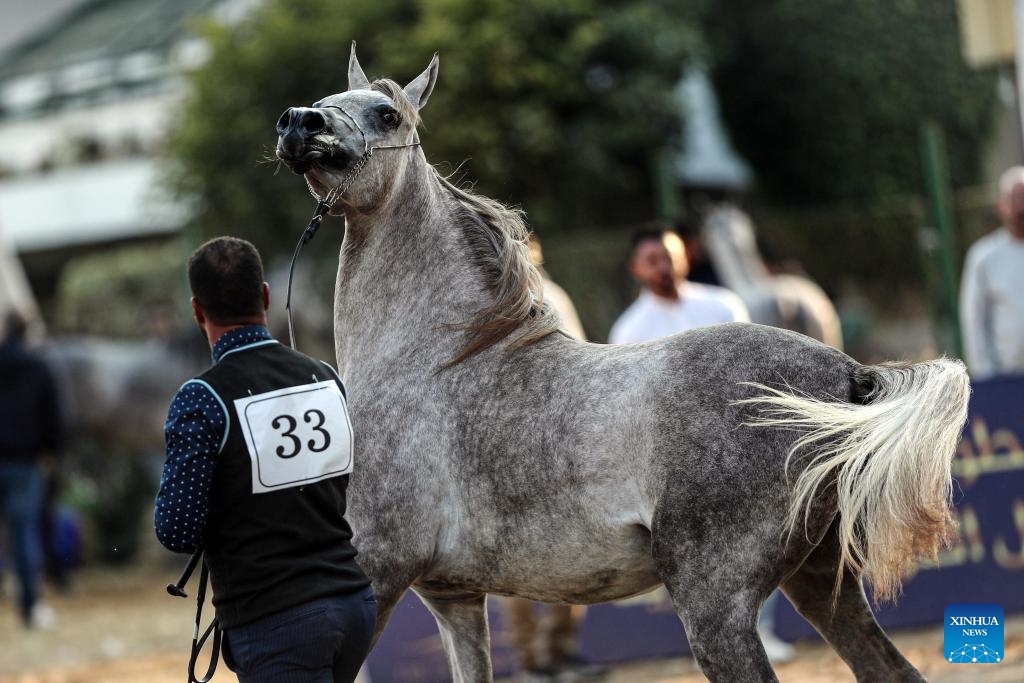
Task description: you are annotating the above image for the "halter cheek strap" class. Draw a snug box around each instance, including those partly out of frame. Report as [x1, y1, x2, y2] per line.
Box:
[323, 105, 370, 155]
[302, 104, 421, 210]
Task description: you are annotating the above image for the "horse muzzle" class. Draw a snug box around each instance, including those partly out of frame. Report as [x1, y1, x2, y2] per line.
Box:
[276, 106, 333, 174]
[277, 136, 357, 176]
[276, 140, 322, 175]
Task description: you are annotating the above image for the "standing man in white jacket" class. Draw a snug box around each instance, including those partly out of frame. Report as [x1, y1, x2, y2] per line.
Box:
[960, 167, 1024, 379]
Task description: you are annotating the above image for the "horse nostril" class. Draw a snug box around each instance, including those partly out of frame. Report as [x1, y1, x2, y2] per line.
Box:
[276, 108, 294, 135]
[299, 110, 327, 137]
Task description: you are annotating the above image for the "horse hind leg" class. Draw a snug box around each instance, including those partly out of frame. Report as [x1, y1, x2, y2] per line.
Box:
[656, 558, 779, 681]
[416, 590, 493, 683]
[780, 518, 925, 683]
[651, 511, 782, 681]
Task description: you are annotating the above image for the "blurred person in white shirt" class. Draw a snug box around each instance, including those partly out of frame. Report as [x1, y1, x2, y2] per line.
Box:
[960, 167, 1024, 379]
[608, 227, 748, 345]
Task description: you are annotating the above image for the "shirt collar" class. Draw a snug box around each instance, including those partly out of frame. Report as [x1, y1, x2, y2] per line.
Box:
[641, 286, 684, 306]
[211, 325, 276, 363]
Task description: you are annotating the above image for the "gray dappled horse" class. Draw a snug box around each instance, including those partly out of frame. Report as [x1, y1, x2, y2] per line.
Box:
[273, 46, 970, 682]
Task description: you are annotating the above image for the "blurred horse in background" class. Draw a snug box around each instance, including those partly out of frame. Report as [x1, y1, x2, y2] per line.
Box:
[703, 205, 845, 349]
[46, 335, 207, 456]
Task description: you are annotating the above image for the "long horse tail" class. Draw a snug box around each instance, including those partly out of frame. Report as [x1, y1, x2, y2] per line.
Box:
[739, 358, 970, 602]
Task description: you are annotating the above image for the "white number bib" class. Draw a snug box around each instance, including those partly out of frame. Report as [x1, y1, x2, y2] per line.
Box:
[234, 380, 353, 494]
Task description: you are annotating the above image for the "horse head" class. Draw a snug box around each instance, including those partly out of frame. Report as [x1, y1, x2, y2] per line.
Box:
[275, 42, 437, 214]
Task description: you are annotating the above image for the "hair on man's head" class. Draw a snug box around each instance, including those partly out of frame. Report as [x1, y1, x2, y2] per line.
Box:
[629, 223, 676, 255]
[188, 237, 265, 325]
[673, 216, 700, 241]
[2, 309, 28, 343]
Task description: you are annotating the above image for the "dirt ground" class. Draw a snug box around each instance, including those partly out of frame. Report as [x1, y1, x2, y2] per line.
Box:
[1, 567, 1021, 683]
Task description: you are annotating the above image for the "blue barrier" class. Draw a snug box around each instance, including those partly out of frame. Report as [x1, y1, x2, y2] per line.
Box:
[366, 374, 1024, 682]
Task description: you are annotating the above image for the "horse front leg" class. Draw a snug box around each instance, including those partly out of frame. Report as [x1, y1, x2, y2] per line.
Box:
[365, 572, 413, 649]
[416, 590, 493, 683]
[349, 528, 428, 649]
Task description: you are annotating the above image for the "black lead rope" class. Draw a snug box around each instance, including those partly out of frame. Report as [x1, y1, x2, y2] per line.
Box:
[285, 199, 331, 350]
[188, 561, 221, 683]
[284, 139, 418, 351]
[167, 549, 220, 683]
[285, 100, 419, 350]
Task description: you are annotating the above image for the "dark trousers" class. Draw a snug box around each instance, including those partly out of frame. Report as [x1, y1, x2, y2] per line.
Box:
[0, 463, 42, 623]
[222, 585, 377, 683]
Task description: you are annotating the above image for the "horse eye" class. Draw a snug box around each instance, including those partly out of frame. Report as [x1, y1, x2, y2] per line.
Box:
[382, 111, 399, 127]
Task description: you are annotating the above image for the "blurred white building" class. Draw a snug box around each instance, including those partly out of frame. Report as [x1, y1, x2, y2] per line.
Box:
[0, 0, 257, 309]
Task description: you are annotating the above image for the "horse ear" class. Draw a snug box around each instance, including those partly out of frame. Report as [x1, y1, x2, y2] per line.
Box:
[348, 41, 370, 91]
[403, 53, 439, 109]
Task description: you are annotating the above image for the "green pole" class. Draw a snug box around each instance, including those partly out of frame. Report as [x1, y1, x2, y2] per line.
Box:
[919, 122, 963, 358]
[651, 149, 681, 219]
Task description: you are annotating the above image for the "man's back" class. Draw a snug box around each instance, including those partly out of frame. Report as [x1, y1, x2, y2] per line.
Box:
[155, 233, 377, 682]
[156, 328, 370, 628]
[0, 341, 59, 460]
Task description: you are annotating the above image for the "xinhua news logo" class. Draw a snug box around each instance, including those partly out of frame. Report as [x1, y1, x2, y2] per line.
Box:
[944, 603, 1004, 664]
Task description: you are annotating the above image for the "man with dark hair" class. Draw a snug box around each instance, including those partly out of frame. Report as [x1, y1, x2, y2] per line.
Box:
[0, 309, 60, 629]
[673, 218, 720, 286]
[608, 227, 748, 344]
[155, 237, 375, 683]
[187, 237, 267, 324]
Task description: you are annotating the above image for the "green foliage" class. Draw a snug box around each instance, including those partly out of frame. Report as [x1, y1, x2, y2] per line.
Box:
[167, 0, 705, 259]
[63, 451, 154, 566]
[83, 455, 154, 565]
[707, 0, 998, 206]
[55, 240, 186, 338]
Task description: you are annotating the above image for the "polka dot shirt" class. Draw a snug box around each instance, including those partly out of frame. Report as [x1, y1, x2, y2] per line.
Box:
[154, 325, 275, 554]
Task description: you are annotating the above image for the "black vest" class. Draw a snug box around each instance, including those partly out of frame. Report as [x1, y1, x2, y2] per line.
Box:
[198, 342, 370, 628]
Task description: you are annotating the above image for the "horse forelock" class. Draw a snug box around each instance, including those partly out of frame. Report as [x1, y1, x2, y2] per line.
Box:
[433, 172, 561, 366]
[369, 79, 421, 127]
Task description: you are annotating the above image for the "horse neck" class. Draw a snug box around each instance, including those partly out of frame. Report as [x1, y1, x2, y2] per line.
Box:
[333, 159, 487, 372]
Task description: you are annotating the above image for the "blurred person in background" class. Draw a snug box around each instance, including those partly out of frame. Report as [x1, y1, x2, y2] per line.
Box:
[674, 219, 721, 287]
[960, 166, 1024, 379]
[0, 309, 60, 629]
[607, 228, 795, 662]
[155, 237, 374, 683]
[502, 236, 606, 683]
[528, 234, 586, 341]
[608, 227, 749, 344]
